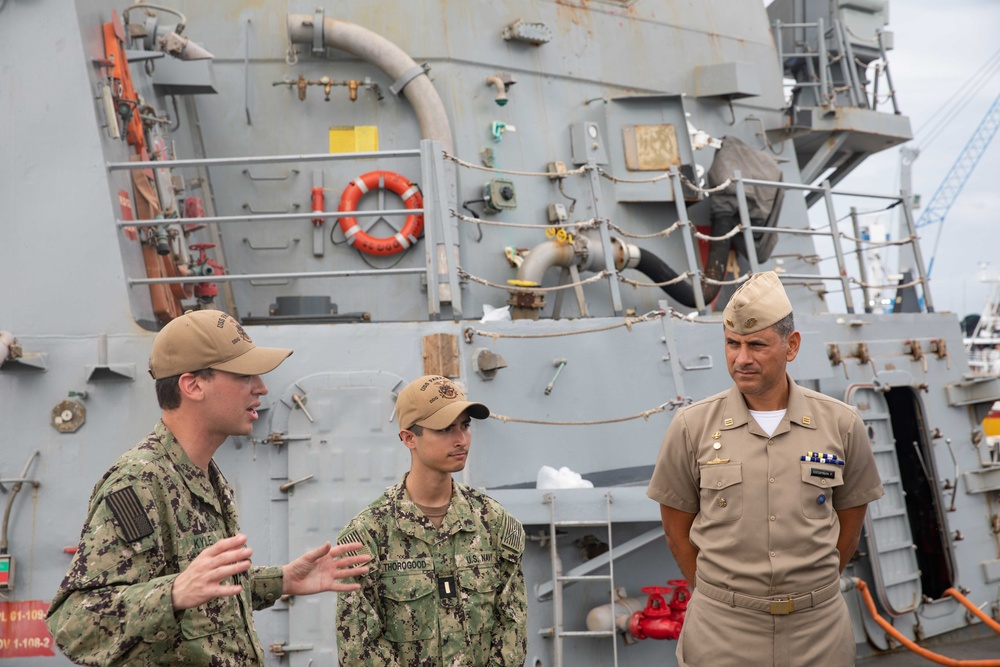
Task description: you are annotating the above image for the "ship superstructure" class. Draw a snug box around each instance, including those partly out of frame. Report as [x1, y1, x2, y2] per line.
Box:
[2, 1, 999, 664]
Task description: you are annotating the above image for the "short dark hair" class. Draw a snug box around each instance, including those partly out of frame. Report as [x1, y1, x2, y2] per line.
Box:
[771, 312, 795, 341]
[406, 424, 424, 436]
[155, 369, 215, 410]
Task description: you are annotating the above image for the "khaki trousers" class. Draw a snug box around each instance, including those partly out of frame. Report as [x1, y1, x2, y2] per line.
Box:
[675, 588, 855, 667]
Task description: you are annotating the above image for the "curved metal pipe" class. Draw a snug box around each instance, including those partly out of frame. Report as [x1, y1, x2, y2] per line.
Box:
[516, 240, 576, 286]
[485, 75, 507, 106]
[287, 15, 453, 152]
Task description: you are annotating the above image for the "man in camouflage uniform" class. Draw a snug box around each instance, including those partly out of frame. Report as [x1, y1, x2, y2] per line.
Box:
[336, 375, 527, 666]
[46, 310, 370, 666]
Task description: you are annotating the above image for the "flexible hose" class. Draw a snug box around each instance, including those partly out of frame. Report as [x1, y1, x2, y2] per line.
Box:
[944, 587, 1000, 635]
[635, 249, 697, 308]
[854, 579, 1000, 666]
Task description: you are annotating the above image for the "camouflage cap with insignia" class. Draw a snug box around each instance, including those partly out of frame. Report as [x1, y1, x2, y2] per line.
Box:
[396, 375, 490, 430]
[149, 310, 293, 379]
[722, 271, 792, 335]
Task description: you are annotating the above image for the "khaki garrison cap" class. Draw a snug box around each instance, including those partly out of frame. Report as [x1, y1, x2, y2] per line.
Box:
[148, 310, 292, 379]
[722, 271, 792, 335]
[396, 375, 490, 431]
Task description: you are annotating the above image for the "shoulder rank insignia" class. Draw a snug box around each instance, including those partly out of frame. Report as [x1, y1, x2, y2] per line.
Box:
[105, 486, 153, 543]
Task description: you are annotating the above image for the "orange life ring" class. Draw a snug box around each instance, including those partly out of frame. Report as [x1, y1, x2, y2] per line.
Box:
[338, 171, 424, 256]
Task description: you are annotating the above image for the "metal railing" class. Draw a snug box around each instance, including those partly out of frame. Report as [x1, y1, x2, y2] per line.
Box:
[108, 140, 462, 319]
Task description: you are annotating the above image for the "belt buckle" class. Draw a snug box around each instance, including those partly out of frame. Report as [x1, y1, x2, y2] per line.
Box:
[769, 598, 795, 615]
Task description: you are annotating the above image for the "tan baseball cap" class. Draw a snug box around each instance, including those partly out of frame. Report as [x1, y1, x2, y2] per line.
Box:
[722, 271, 792, 335]
[148, 310, 292, 379]
[396, 375, 490, 430]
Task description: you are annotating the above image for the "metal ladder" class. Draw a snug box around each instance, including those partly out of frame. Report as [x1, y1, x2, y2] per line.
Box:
[542, 492, 618, 667]
[773, 17, 886, 113]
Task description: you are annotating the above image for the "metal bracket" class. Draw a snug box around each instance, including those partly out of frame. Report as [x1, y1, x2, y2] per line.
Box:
[680, 354, 713, 371]
[311, 7, 325, 55]
[390, 63, 430, 96]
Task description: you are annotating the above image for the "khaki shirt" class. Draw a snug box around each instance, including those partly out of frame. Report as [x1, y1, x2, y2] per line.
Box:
[46, 421, 283, 666]
[335, 475, 527, 666]
[647, 378, 883, 597]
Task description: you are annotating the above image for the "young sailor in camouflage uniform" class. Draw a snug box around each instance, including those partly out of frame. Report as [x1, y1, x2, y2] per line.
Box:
[46, 310, 370, 666]
[336, 375, 527, 666]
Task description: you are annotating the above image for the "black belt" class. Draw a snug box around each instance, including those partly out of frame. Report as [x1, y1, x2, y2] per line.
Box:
[696, 576, 841, 615]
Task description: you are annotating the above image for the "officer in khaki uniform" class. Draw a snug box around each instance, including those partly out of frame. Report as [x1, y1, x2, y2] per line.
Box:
[336, 375, 527, 666]
[647, 272, 883, 667]
[46, 310, 370, 666]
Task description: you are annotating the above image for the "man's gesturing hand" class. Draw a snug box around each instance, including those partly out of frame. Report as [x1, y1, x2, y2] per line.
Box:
[282, 541, 371, 596]
[171, 533, 253, 611]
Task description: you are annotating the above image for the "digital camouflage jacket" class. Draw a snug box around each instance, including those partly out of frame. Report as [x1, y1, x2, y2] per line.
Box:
[46, 421, 284, 666]
[336, 476, 527, 666]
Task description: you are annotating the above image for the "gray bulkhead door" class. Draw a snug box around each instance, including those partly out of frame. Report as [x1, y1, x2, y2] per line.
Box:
[270, 371, 408, 664]
[844, 384, 921, 615]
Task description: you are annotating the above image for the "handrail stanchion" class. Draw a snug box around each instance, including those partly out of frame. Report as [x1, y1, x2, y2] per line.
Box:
[899, 189, 934, 312]
[733, 170, 762, 276]
[419, 141, 442, 318]
[669, 168, 706, 313]
[585, 158, 624, 315]
[849, 207, 873, 313]
[821, 180, 856, 313]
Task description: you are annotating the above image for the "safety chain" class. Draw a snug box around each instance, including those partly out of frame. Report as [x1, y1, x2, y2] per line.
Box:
[596, 167, 671, 184]
[453, 209, 743, 243]
[463, 309, 665, 343]
[693, 225, 744, 242]
[489, 399, 689, 426]
[605, 219, 682, 240]
[451, 210, 600, 231]
[840, 232, 918, 247]
[854, 276, 923, 290]
[619, 272, 693, 289]
[443, 150, 734, 195]
[702, 273, 750, 287]
[680, 174, 732, 194]
[457, 266, 610, 293]
[442, 152, 589, 178]
[668, 309, 724, 325]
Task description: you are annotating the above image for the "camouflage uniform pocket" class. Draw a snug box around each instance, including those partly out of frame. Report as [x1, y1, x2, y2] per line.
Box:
[382, 572, 436, 643]
[457, 565, 498, 636]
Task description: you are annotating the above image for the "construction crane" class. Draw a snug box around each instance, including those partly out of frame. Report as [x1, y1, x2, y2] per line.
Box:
[917, 91, 1000, 277]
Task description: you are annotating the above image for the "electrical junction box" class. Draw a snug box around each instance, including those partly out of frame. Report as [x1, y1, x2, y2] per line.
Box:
[0, 554, 13, 590]
[569, 122, 609, 166]
[484, 179, 517, 212]
[547, 203, 568, 223]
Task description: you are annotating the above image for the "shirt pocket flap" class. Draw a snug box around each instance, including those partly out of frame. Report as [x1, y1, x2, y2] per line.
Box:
[699, 462, 742, 491]
[383, 572, 436, 603]
[457, 565, 498, 593]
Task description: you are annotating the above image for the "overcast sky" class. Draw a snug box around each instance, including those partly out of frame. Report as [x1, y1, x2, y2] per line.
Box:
[823, 0, 1000, 318]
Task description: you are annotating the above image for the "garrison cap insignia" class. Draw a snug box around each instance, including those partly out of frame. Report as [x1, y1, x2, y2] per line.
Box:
[744, 317, 757, 329]
[724, 418, 733, 427]
[105, 486, 153, 543]
[725, 319, 734, 328]
[802, 416, 811, 425]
